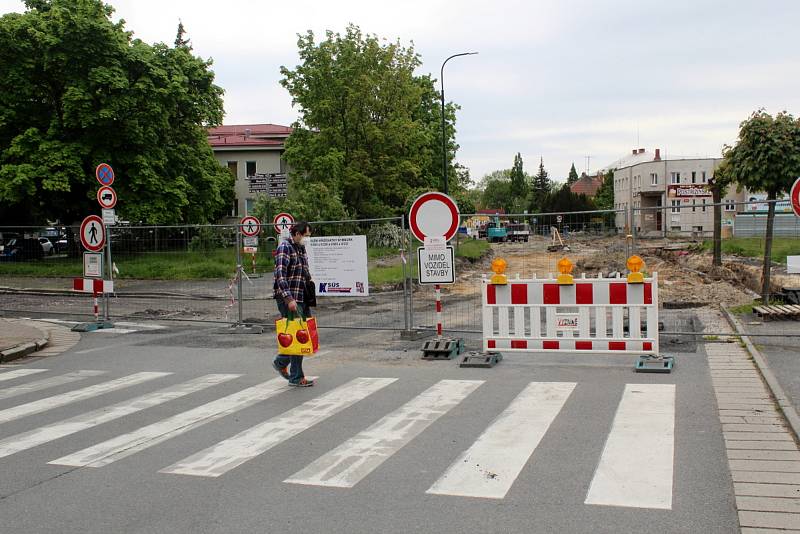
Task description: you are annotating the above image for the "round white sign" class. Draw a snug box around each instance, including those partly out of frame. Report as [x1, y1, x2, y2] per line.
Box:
[408, 192, 460, 242]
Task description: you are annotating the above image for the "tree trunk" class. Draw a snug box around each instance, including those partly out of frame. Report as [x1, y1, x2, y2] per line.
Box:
[712, 185, 722, 267]
[761, 191, 777, 303]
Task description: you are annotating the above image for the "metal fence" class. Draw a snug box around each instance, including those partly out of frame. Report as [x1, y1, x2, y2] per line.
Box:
[1, 200, 796, 333]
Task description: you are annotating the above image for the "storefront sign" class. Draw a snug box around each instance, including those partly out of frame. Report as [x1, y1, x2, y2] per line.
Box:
[667, 185, 710, 198]
[306, 235, 369, 296]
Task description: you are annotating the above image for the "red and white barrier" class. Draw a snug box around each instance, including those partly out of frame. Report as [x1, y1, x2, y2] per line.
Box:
[482, 273, 659, 355]
[73, 278, 114, 294]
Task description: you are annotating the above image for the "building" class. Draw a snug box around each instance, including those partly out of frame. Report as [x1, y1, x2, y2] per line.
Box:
[610, 148, 746, 237]
[569, 173, 604, 197]
[207, 124, 292, 218]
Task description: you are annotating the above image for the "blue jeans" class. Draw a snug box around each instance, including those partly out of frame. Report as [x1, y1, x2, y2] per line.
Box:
[274, 299, 310, 383]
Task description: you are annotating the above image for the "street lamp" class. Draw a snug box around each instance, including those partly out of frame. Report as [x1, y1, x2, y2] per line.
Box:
[440, 52, 478, 195]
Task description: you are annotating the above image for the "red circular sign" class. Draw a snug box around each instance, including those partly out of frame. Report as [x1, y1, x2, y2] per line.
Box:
[80, 215, 106, 252]
[97, 186, 117, 209]
[408, 192, 460, 242]
[273, 212, 295, 234]
[791, 177, 800, 218]
[239, 216, 261, 237]
[95, 163, 114, 186]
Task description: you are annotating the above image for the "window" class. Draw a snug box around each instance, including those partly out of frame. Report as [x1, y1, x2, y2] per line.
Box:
[650, 173, 658, 185]
[226, 161, 238, 178]
[671, 172, 681, 184]
[692, 199, 697, 213]
[701, 198, 707, 212]
[702, 171, 707, 183]
[246, 161, 256, 177]
[671, 200, 681, 213]
[725, 200, 736, 211]
[229, 198, 238, 217]
[279, 157, 287, 174]
[245, 198, 255, 214]
[693, 225, 703, 232]
[691, 171, 697, 184]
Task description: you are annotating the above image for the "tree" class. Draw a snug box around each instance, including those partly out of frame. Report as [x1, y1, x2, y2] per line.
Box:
[279, 25, 460, 219]
[567, 163, 580, 185]
[0, 1, 233, 224]
[510, 153, 525, 199]
[174, 20, 190, 48]
[722, 110, 800, 301]
[594, 170, 614, 210]
[529, 157, 552, 213]
[709, 161, 734, 268]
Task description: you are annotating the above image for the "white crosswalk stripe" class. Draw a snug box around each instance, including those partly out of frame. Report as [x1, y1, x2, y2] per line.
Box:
[0, 372, 170, 425]
[51, 377, 294, 468]
[585, 383, 676, 510]
[160, 377, 397, 478]
[427, 381, 577, 499]
[0, 370, 106, 400]
[285, 379, 484, 488]
[0, 368, 49, 382]
[0, 374, 237, 459]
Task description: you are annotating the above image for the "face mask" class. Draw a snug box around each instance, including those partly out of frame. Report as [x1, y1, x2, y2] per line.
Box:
[300, 237, 310, 247]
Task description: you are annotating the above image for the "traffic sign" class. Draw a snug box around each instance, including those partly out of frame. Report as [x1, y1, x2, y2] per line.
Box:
[273, 212, 295, 234]
[96, 163, 114, 186]
[97, 186, 117, 209]
[417, 246, 455, 285]
[83, 252, 103, 278]
[556, 215, 563, 223]
[408, 192, 460, 242]
[102, 209, 116, 226]
[791, 177, 800, 217]
[240, 216, 261, 237]
[80, 215, 106, 252]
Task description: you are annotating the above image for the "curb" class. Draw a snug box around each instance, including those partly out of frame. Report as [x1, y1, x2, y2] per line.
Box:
[721, 304, 800, 443]
[0, 334, 50, 363]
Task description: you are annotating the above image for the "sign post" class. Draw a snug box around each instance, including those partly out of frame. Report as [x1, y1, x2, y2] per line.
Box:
[408, 192, 464, 360]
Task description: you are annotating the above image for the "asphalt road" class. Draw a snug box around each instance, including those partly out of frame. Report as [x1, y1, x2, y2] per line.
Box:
[0, 320, 737, 534]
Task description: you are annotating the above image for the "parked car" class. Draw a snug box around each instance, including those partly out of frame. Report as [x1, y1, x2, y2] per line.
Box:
[0, 238, 45, 261]
[39, 237, 54, 255]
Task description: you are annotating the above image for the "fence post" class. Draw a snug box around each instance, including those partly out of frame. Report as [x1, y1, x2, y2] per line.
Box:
[401, 216, 411, 334]
[407, 215, 415, 331]
[236, 224, 243, 325]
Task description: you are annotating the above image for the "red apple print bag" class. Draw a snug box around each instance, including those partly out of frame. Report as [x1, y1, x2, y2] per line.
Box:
[276, 311, 319, 356]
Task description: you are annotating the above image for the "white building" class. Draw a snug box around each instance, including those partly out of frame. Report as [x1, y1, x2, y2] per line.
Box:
[610, 148, 746, 237]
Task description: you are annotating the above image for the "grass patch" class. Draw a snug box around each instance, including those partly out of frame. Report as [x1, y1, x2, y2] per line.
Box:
[702, 237, 798, 264]
[453, 238, 490, 260]
[730, 301, 760, 315]
[703, 335, 720, 341]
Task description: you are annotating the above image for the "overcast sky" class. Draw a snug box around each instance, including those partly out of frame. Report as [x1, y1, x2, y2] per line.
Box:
[2, 0, 799, 183]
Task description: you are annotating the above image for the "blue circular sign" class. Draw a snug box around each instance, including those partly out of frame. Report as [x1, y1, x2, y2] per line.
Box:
[96, 163, 114, 186]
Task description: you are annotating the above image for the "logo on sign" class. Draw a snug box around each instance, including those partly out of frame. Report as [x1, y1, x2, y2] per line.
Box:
[319, 282, 352, 294]
[556, 314, 580, 330]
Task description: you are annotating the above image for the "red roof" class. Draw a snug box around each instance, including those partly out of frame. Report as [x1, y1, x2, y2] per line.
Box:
[207, 123, 292, 148]
[477, 208, 505, 215]
[570, 174, 604, 197]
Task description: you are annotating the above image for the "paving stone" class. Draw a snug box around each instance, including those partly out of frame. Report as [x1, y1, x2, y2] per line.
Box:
[728, 450, 800, 461]
[719, 405, 779, 412]
[721, 410, 777, 418]
[737, 496, 800, 513]
[730, 460, 800, 472]
[741, 529, 800, 534]
[733, 472, 800, 485]
[735, 483, 800, 498]
[725, 432, 794, 441]
[739, 511, 800, 530]
[726, 441, 799, 451]
[723, 424, 787, 433]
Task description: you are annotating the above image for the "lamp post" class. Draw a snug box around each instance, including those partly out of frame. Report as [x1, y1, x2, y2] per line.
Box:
[440, 52, 478, 194]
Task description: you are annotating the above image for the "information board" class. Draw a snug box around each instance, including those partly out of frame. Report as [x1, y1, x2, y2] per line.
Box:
[306, 235, 369, 296]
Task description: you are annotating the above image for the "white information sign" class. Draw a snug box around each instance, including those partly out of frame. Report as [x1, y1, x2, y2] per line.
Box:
[417, 246, 455, 285]
[306, 235, 369, 296]
[423, 236, 446, 251]
[243, 237, 258, 247]
[83, 252, 103, 278]
[102, 208, 115, 226]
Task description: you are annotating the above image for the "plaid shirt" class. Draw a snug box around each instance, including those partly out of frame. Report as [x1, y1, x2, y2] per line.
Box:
[273, 238, 310, 303]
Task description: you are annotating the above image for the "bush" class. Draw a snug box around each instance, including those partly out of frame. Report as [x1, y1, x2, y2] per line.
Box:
[367, 223, 408, 249]
[188, 227, 224, 252]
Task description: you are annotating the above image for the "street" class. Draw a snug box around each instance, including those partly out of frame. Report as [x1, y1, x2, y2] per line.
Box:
[0, 320, 739, 533]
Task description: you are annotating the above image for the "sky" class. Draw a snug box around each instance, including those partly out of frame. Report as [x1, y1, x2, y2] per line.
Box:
[2, 0, 799, 184]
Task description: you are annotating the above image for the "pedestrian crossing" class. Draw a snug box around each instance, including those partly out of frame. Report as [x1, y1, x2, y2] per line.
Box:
[0, 367, 678, 509]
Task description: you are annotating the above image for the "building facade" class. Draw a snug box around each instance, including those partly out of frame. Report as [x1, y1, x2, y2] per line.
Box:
[207, 124, 292, 218]
[611, 148, 746, 236]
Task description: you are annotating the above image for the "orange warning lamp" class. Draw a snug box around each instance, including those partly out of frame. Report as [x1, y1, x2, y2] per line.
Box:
[557, 257, 574, 285]
[490, 258, 508, 285]
[627, 255, 645, 284]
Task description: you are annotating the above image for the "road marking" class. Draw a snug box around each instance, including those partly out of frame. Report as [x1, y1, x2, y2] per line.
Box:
[0, 370, 106, 400]
[0, 372, 170, 425]
[51, 377, 297, 468]
[585, 383, 676, 509]
[0, 374, 237, 459]
[285, 379, 484, 488]
[0, 368, 49, 382]
[426, 381, 576, 499]
[161, 377, 396, 477]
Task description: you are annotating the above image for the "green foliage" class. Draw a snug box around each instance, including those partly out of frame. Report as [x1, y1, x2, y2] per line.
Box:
[701, 237, 796, 264]
[567, 163, 579, 185]
[252, 181, 349, 227]
[453, 238, 490, 260]
[279, 25, 461, 219]
[480, 172, 512, 213]
[0, 0, 233, 225]
[541, 183, 596, 213]
[510, 153, 526, 198]
[188, 226, 224, 252]
[529, 158, 552, 213]
[367, 222, 407, 249]
[594, 170, 614, 210]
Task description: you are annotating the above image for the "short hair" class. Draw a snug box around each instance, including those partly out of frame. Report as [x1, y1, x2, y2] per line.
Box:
[290, 221, 311, 236]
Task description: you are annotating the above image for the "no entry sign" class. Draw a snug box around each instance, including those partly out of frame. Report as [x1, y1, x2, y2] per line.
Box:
[273, 212, 295, 234]
[408, 192, 460, 242]
[80, 215, 106, 252]
[240, 216, 261, 237]
[791, 177, 800, 217]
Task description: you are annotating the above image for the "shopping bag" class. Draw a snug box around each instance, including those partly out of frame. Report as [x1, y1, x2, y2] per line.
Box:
[276, 312, 319, 356]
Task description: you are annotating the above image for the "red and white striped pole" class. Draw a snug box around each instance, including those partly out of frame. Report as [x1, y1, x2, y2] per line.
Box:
[435, 284, 442, 339]
[251, 253, 256, 274]
[93, 291, 99, 323]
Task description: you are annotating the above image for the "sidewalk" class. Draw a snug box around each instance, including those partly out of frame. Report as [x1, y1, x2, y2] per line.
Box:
[0, 318, 50, 362]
